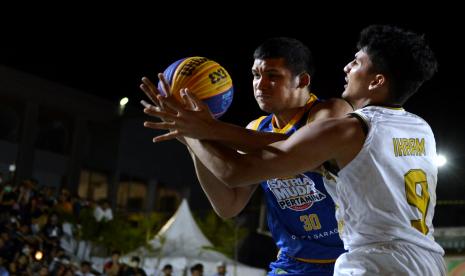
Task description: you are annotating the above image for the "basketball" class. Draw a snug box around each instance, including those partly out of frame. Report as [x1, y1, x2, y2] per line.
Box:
[159, 57, 234, 118]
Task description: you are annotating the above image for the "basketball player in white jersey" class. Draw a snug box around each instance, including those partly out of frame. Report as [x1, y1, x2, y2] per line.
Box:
[143, 25, 446, 275]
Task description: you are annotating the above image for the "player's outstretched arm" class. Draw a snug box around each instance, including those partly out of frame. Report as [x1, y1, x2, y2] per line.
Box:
[185, 116, 365, 187]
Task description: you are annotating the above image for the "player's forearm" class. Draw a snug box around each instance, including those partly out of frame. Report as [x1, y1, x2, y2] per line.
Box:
[203, 120, 286, 152]
[188, 148, 250, 218]
[186, 138, 248, 186]
[185, 137, 282, 187]
[185, 120, 344, 187]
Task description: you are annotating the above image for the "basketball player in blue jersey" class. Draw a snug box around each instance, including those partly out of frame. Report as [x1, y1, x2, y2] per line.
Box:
[143, 26, 446, 275]
[141, 37, 352, 275]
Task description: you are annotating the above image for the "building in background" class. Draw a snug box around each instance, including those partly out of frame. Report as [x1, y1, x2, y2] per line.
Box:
[0, 65, 192, 213]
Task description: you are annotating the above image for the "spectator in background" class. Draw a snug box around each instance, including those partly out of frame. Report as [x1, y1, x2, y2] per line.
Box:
[56, 188, 73, 215]
[41, 212, 63, 252]
[190, 263, 203, 276]
[104, 250, 122, 276]
[212, 262, 226, 276]
[121, 256, 146, 276]
[36, 265, 49, 276]
[161, 264, 173, 276]
[17, 179, 35, 207]
[0, 182, 17, 211]
[94, 199, 113, 222]
[75, 261, 95, 276]
[43, 186, 58, 208]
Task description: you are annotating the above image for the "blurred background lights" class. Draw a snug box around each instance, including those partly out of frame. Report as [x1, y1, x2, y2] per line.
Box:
[34, 250, 43, 261]
[119, 97, 129, 106]
[436, 154, 447, 167]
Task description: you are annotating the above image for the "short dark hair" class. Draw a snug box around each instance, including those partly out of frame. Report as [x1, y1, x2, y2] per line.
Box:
[111, 250, 121, 256]
[81, 261, 91, 267]
[190, 263, 203, 272]
[163, 264, 173, 270]
[357, 25, 437, 104]
[253, 37, 315, 77]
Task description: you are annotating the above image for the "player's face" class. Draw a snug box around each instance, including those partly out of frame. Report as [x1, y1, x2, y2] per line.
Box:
[252, 58, 301, 113]
[342, 49, 377, 108]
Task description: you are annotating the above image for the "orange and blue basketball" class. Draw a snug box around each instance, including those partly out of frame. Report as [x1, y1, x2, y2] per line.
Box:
[159, 56, 234, 118]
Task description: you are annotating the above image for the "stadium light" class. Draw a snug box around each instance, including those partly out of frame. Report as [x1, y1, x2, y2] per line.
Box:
[435, 154, 447, 167]
[118, 97, 129, 116]
[119, 97, 129, 106]
[34, 250, 43, 261]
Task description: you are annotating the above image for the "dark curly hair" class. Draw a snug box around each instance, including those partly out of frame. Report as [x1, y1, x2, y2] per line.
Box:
[357, 25, 437, 104]
[253, 37, 315, 77]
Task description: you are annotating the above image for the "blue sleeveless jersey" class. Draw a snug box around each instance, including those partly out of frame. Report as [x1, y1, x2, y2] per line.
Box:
[249, 96, 345, 262]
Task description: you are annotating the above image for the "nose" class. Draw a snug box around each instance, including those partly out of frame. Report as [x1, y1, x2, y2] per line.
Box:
[255, 76, 269, 90]
[343, 62, 351, 74]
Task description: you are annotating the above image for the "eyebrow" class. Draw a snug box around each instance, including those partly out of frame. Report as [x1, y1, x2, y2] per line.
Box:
[264, 68, 281, 73]
[252, 68, 281, 73]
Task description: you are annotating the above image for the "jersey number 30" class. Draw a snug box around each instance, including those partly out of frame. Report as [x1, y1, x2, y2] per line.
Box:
[405, 169, 430, 235]
[300, 214, 321, 231]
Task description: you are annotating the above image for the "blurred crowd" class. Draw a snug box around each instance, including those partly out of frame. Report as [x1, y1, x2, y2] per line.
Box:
[0, 174, 114, 275]
[0, 173, 230, 276]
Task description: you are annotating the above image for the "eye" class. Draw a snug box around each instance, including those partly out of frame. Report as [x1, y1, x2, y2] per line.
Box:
[252, 71, 260, 79]
[267, 72, 281, 80]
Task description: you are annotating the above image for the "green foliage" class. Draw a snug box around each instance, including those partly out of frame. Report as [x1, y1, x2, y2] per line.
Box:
[195, 210, 248, 258]
[72, 206, 247, 258]
[75, 207, 169, 254]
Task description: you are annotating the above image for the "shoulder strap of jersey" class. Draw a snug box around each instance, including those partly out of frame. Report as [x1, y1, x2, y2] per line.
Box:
[303, 93, 320, 125]
[248, 115, 272, 131]
[349, 109, 370, 136]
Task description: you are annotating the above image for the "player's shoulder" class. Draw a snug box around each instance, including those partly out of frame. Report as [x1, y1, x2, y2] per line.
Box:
[308, 98, 354, 122]
[316, 98, 354, 114]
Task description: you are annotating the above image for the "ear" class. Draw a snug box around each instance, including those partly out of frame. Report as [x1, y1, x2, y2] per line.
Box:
[368, 74, 386, 91]
[297, 73, 311, 89]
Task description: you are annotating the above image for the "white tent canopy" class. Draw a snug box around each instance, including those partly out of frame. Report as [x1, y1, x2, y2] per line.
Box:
[126, 199, 266, 276]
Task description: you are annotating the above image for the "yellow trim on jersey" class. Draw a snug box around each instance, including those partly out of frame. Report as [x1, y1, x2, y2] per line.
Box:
[279, 247, 337, 264]
[382, 106, 404, 110]
[248, 116, 268, 130]
[290, 255, 337, 264]
[271, 94, 318, 134]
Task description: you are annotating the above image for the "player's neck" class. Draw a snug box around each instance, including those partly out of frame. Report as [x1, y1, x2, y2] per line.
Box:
[272, 105, 306, 129]
[273, 94, 311, 128]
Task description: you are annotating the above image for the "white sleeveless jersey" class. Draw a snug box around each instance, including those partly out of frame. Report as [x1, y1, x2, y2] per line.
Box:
[325, 106, 444, 254]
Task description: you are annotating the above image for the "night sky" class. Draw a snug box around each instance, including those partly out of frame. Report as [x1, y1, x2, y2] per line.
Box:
[2, 9, 464, 224]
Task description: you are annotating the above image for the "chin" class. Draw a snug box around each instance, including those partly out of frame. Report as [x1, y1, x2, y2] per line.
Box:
[256, 101, 271, 113]
[259, 106, 273, 113]
[341, 90, 349, 99]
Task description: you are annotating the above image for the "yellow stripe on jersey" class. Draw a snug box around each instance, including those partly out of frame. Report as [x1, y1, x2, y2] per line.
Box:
[271, 94, 318, 134]
[277, 249, 337, 264]
[380, 106, 404, 110]
[248, 116, 268, 130]
[290, 255, 337, 264]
